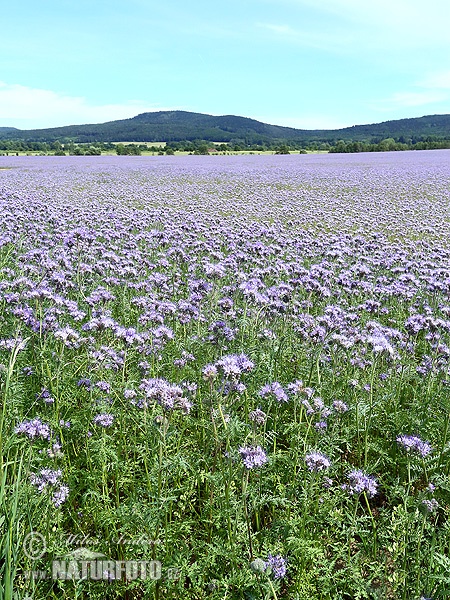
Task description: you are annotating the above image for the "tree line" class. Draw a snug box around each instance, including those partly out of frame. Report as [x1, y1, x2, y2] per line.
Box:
[1, 137, 450, 156]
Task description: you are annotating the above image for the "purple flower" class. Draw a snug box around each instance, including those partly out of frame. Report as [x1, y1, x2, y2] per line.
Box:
[259, 382, 288, 403]
[239, 445, 268, 469]
[422, 498, 439, 513]
[15, 418, 51, 440]
[202, 364, 218, 380]
[96, 380, 111, 393]
[37, 388, 54, 404]
[52, 485, 70, 507]
[77, 378, 92, 390]
[249, 408, 267, 426]
[93, 413, 114, 427]
[216, 353, 254, 378]
[305, 452, 331, 472]
[30, 468, 63, 492]
[265, 554, 287, 579]
[332, 400, 349, 414]
[346, 469, 378, 497]
[397, 435, 432, 457]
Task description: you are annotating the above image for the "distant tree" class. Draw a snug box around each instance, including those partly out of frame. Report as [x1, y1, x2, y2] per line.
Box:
[116, 144, 141, 156]
[84, 146, 101, 155]
[274, 145, 290, 154]
[193, 145, 209, 155]
[378, 138, 397, 151]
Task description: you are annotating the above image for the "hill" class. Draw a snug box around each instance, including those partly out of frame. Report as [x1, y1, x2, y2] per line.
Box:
[0, 127, 19, 134]
[0, 111, 449, 145]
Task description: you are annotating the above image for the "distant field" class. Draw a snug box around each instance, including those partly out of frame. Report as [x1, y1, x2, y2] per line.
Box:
[111, 141, 167, 147]
[1, 151, 450, 599]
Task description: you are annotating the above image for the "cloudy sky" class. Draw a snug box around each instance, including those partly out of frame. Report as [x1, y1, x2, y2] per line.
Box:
[1, 0, 450, 130]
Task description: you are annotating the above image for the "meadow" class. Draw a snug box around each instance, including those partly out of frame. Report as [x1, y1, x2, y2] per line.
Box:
[1, 151, 450, 599]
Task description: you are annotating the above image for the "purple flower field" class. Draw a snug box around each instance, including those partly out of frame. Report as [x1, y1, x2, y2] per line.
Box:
[1, 151, 450, 599]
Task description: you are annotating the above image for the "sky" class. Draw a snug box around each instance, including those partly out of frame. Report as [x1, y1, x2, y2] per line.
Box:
[1, 0, 450, 131]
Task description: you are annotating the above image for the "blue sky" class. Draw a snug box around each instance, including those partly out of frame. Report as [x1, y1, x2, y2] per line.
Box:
[1, 0, 450, 130]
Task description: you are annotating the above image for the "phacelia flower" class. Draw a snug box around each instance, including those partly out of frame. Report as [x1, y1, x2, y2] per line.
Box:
[93, 413, 115, 428]
[346, 469, 378, 497]
[15, 418, 51, 440]
[305, 452, 331, 472]
[397, 435, 432, 457]
[239, 445, 268, 469]
[332, 399, 349, 413]
[265, 554, 287, 579]
[249, 408, 267, 426]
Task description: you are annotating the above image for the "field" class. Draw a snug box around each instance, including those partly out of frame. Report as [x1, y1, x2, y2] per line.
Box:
[1, 151, 450, 599]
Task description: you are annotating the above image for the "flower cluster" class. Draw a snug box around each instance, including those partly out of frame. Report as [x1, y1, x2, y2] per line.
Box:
[15, 418, 51, 440]
[305, 452, 331, 472]
[30, 468, 69, 507]
[239, 445, 268, 469]
[397, 435, 432, 457]
[345, 469, 378, 497]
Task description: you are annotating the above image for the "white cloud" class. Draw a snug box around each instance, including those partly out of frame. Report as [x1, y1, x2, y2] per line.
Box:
[371, 70, 450, 113]
[0, 82, 176, 129]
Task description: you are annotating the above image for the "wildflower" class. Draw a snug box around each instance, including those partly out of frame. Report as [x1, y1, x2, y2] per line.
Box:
[202, 364, 218, 380]
[54, 325, 81, 347]
[216, 353, 254, 378]
[239, 445, 268, 469]
[30, 468, 62, 492]
[332, 400, 349, 413]
[96, 381, 111, 393]
[140, 378, 192, 414]
[37, 388, 54, 404]
[15, 418, 51, 440]
[52, 485, 70, 507]
[286, 380, 304, 394]
[346, 469, 378, 497]
[216, 356, 242, 377]
[249, 408, 267, 426]
[265, 554, 287, 579]
[93, 413, 114, 428]
[259, 382, 288, 403]
[422, 498, 439, 513]
[305, 452, 331, 472]
[178, 397, 194, 415]
[47, 441, 63, 458]
[397, 435, 432, 457]
[77, 378, 92, 390]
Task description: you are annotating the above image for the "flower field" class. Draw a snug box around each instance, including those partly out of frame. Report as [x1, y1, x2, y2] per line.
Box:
[1, 151, 450, 599]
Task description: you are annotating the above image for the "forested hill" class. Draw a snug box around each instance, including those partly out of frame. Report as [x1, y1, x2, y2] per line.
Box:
[0, 111, 449, 144]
